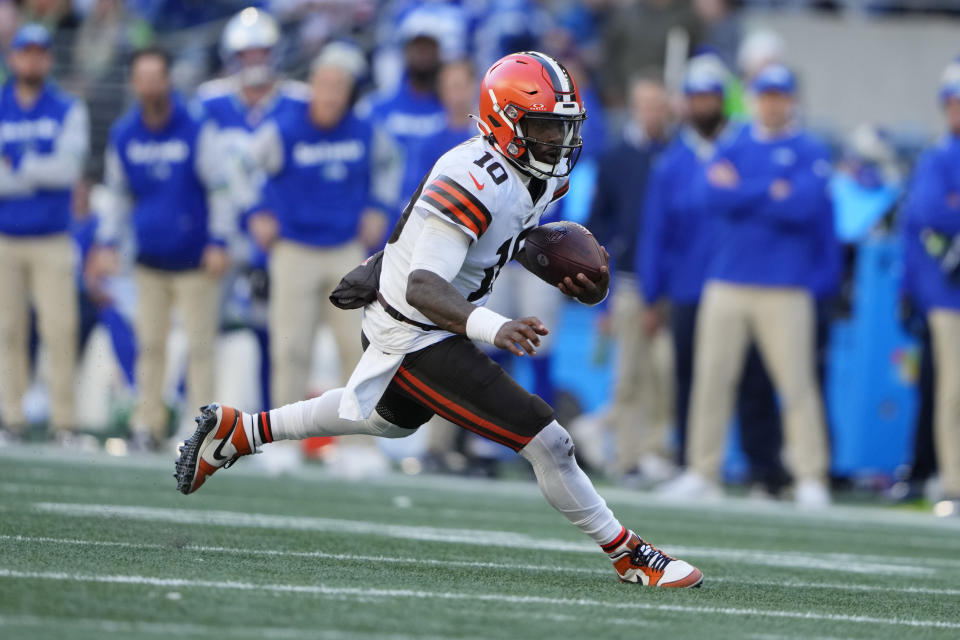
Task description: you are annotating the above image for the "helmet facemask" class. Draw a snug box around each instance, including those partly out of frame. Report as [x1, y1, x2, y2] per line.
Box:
[514, 109, 585, 179]
[497, 104, 584, 179]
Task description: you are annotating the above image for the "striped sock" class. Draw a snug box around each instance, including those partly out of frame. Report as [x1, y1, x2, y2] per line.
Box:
[249, 411, 274, 449]
[601, 526, 632, 556]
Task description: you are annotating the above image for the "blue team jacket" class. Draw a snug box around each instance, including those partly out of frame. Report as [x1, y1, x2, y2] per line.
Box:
[365, 80, 445, 211]
[901, 135, 960, 311]
[110, 97, 212, 270]
[264, 103, 380, 248]
[705, 123, 834, 290]
[639, 125, 740, 304]
[0, 80, 80, 236]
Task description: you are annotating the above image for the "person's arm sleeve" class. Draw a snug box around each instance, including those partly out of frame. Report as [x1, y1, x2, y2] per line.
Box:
[913, 151, 960, 234]
[196, 122, 234, 246]
[415, 171, 494, 243]
[18, 101, 90, 189]
[639, 164, 667, 304]
[371, 125, 402, 215]
[248, 119, 284, 176]
[765, 149, 833, 226]
[408, 211, 471, 281]
[95, 144, 132, 246]
[700, 144, 769, 215]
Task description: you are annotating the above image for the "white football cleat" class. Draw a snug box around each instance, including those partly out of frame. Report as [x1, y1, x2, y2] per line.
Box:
[174, 404, 256, 495]
[606, 529, 703, 588]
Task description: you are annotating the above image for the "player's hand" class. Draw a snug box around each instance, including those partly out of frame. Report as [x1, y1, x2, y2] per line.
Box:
[249, 211, 279, 250]
[558, 247, 610, 305]
[642, 307, 661, 339]
[494, 316, 549, 357]
[85, 245, 119, 281]
[84, 246, 119, 304]
[707, 160, 740, 188]
[769, 179, 792, 201]
[359, 208, 388, 250]
[202, 245, 230, 278]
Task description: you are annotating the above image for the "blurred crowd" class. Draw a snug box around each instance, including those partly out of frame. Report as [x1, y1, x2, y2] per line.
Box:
[0, 0, 957, 517]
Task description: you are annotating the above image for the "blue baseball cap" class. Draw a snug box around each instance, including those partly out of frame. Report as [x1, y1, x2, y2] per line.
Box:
[683, 54, 729, 96]
[751, 64, 796, 94]
[12, 24, 52, 51]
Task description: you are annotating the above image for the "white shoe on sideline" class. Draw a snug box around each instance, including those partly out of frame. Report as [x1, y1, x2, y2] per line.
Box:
[639, 454, 679, 484]
[656, 470, 723, 501]
[794, 479, 831, 509]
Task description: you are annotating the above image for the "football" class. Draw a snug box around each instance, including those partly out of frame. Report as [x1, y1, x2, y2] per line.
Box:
[523, 221, 605, 286]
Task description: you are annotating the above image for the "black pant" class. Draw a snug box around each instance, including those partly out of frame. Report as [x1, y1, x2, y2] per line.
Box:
[671, 302, 786, 485]
[909, 325, 937, 481]
[361, 333, 556, 451]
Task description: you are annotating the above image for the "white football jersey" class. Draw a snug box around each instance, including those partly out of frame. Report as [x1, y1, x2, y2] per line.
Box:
[364, 135, 569, 353]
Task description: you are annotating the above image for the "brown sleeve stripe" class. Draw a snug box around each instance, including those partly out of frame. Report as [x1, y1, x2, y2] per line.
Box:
[420, 190, 482, 237]
[434, 175, 493, 231]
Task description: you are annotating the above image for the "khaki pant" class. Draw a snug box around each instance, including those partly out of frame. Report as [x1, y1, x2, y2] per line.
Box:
[687, 281, 828, 482]
[0, 233, 77, 430]
[610, 274, 674, 472]
[269, 240, 364, 408]
[928, 309, 960, 496]
[134, 266, 219, 439]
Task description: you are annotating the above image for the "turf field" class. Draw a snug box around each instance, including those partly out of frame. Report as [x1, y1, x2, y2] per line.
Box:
[1, 447, 958, 640]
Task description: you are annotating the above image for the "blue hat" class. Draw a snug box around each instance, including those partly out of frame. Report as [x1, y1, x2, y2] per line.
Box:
[12, 24, 52, 51]
[751, 64, 796, 94]
[683, 54, 729, 96]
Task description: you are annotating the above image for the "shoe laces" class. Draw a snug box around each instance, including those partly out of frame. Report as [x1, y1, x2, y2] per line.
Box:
[631, 540, 673, 573]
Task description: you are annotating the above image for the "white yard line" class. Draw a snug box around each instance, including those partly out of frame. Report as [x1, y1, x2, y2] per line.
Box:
[7, 479, 960, 554]
[0, 568, 957, 631]
[0, 614, 462, 640]
[27, 503, 947, 577]
[5, 534, 960, 598]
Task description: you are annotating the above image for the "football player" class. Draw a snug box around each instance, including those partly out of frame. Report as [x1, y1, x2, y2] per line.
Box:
[175, 52, 703, 588]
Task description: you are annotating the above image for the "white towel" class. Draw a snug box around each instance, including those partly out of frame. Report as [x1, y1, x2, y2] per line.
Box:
[338, 345, 404, 421]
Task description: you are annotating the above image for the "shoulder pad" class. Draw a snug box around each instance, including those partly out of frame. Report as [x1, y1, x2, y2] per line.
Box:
[417, 143, 501, 240]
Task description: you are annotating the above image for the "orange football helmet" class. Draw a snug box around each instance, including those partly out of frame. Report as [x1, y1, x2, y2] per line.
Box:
[477, 51, 586, 179]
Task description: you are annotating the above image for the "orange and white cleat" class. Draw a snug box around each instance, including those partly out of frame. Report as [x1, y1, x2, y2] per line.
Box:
[174, 404, 256, 495]
[605, 528, 703, 588]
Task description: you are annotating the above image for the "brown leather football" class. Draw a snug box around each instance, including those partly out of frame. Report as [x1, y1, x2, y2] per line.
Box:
[523, 221, 604, 286]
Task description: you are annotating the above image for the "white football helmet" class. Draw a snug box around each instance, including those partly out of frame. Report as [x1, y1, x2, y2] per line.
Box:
[220, 7, 280, 87]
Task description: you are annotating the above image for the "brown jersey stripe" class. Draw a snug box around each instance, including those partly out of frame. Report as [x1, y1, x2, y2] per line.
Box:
[396, 367, 531, 449]
[550, 182, 569, 202]
[434, 175, 493, 231]
[392, 374, 519, 450]
[420, 191, 482, 237]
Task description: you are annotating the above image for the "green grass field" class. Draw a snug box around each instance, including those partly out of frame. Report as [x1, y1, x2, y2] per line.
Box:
[1, 447, 958, 640]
